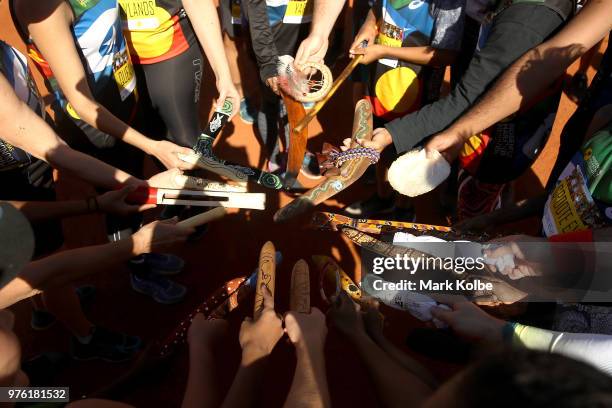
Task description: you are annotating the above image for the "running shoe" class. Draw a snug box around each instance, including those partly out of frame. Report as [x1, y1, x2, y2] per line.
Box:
[239, 98, 257, 125]
[566, 72, 588, 103]
[344, 194, 395, 217]
[71, 326, 141, 363]
[130, 273, 187, 304]
[129, 253, 185, 276]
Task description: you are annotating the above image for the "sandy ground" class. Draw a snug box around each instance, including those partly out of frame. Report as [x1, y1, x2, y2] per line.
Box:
[1, 2, 608, 406]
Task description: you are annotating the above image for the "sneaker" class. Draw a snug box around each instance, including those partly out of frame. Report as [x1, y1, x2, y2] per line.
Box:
[129, 253, 185, 276]
[300, 151, 322, 179]
[30, 285, 97, 330]
[344, 194, 395, 217]
[130, 273, 187, 304]
[71, 326, 141, 363]
[31, 310, 57, 331]
[239, 98, 257, 125]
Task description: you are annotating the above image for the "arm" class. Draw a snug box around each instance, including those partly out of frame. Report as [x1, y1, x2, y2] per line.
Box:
[283, 309, 331, 408]
[243, 0, 280, 84]
[14, 0, 192, 169]
[182, 316, 228, 408]
[353, 44, 458, 66]
[362, 308, 438, 389]
[6, 186, 154, 223]
[382, 3, 566, 154]
[183, 0, 239, 116]
[0, 73, 142, 189]
[221, 288, 284, 408]
[0, 219, 194, 308]
[294, 0, 347, 66]
[329, 293, 432, 408]
[435, 0, 612, 142]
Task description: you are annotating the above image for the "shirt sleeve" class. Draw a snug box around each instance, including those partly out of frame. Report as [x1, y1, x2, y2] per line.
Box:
[385, 3, 564, 154]
[430, 0, 465, 51]
[243, 0, 280, 82]
[510, 322, 612, 375]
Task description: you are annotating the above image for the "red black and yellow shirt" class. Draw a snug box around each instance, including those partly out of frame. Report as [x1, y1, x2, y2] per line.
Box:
[118, 0, 197, 65]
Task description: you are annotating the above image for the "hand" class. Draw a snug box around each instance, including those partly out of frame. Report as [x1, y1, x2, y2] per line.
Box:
[350, 44, 386, 65]
[284, 308, 327, 352]
[349, 22, 377, 58]
[424, 130, 468, 164]
[430, 296, 505, 343]
[216, 76, 240, 118]
[295, 34, 328, 70]
[132, 218, 195, 255]
[239, 287, 284, 364]
[484, 235, 547, 280]
[266, 76, 281, 96]
[187, 314, 229, 350]
[362, 301, 385, 341]
[148, 140, 195, 170]
[147, 168, 184, 189]
[327, 292, 366, 340]
[97, 185, 156, 215]
[341, 127, 393, 153]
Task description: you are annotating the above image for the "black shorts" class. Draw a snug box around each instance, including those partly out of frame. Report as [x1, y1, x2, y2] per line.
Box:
[0, 159, 64, 257]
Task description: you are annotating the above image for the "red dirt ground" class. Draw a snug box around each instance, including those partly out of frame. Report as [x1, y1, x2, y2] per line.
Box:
[1, 2, 608, 406]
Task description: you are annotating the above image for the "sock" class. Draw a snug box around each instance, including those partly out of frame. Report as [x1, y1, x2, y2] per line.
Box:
[76, 327, 95, 344]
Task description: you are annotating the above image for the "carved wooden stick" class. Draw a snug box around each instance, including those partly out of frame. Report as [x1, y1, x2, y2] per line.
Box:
[178, 207, 227, 228]
[290, 259, 310, 313]
[254, 241, 276, 319]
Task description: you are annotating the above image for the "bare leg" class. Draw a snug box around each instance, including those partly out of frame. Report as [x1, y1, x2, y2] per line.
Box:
[223, 33, 244, 99]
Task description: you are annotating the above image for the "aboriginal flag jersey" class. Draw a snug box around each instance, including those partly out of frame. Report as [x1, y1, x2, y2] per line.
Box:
[15, 0, 138, 127]
[366, 0, 464, 121]
[118, 0, 197, 64]
[0, 41, 43, 171]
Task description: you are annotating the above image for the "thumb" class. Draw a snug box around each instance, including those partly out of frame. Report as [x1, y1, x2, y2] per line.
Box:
[430, 306, 454, 324]
[359, 139, 379, 150]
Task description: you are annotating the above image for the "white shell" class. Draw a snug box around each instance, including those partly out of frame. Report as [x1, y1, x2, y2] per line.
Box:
[388, 148, 450, 197]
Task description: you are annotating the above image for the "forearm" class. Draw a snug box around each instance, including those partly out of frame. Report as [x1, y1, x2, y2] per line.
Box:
[284, 345, 330, 408]
[350, 333, 432, 408]
[48, 144, 140, 189]
[383, 46, 457, 67]
[0, 238, 139, 308]
[68, 95, 155, 155]
[182, 346, 219, 408]
[447, 0, 612, 138]
[221, 350, 268, 408]
[184, 0, 232, 82]
[311, 0, 346, 38]
[7, 199, 96, 223]
[371, 334, 438, 388]
[244, 0, 279, 81]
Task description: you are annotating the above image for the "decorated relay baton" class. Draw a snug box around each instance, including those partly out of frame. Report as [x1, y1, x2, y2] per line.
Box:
[274, 99, 376, 222]
[179, 100, 283, 190]
[254, 241, 276, 319]
[126, 185, 265, 210]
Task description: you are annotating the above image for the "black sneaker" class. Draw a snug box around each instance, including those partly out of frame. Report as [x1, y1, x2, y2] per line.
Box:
[71, 327, 142, 363]
[344, 194, 395, 217]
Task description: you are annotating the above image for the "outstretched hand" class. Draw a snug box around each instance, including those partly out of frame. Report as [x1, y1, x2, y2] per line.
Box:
[341, 127, 393, 153]
[327, 292, 367, 340]
[239, 287, 284, 364]
[284, 308, 327, 352]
